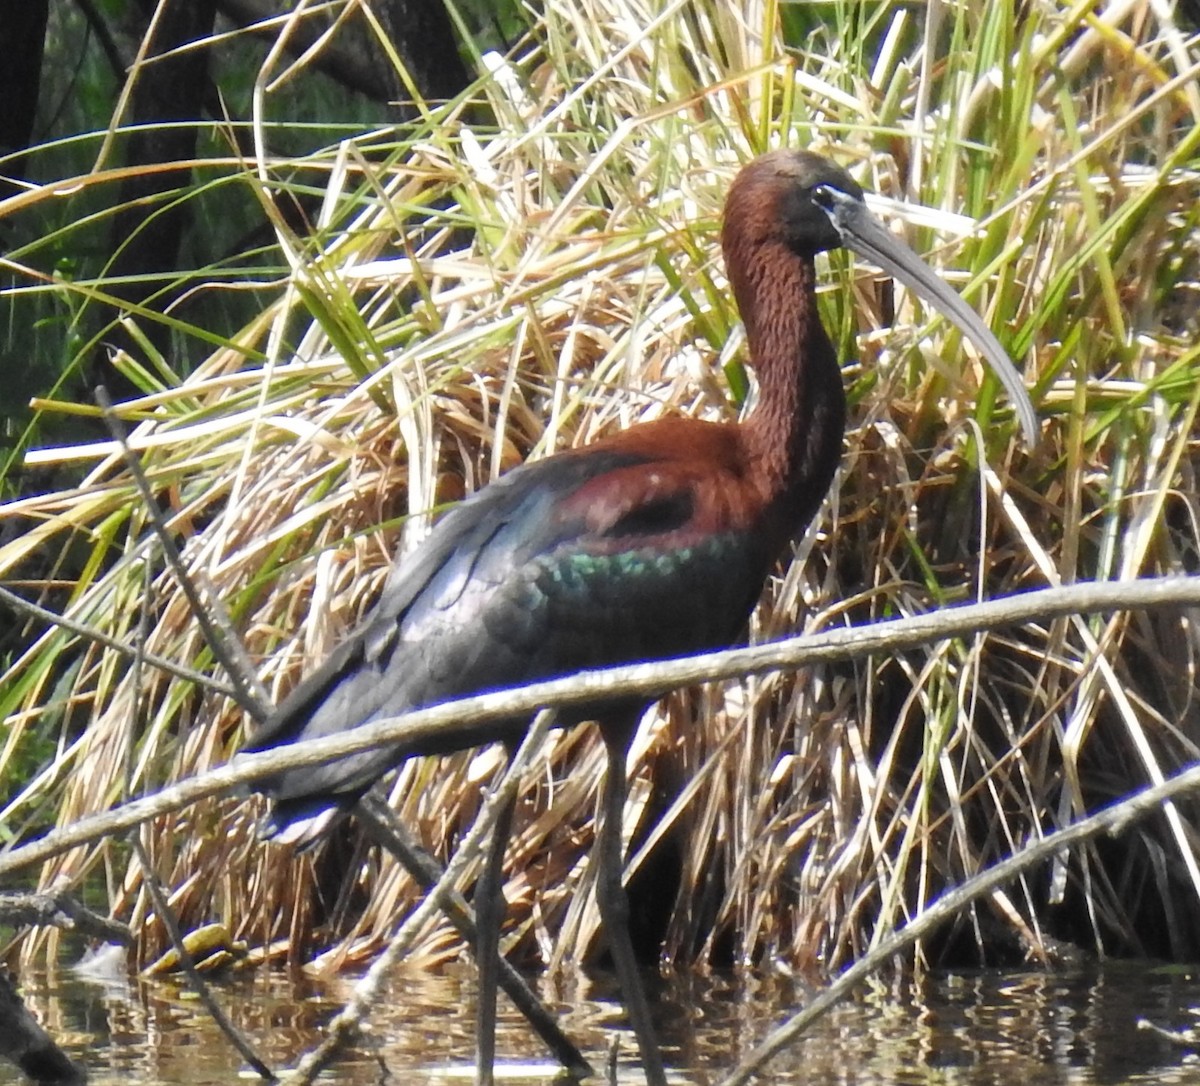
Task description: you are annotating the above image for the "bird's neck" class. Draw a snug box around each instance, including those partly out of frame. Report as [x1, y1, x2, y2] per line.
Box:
[736, 249, 846, 516]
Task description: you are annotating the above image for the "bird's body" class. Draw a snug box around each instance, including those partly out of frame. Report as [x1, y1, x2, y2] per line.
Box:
[243, 149, 1037, 1086]
[248, 402, 843, 837]
[248, 424, 796, 826]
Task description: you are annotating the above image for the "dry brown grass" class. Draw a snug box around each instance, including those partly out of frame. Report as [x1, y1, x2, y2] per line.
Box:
[4, 0, 1200, 977]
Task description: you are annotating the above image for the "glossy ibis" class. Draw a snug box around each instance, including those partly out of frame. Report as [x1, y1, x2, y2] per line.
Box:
[243, 149, 1038, 1085]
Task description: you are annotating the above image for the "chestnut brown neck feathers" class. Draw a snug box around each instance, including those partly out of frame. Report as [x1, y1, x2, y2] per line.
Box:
[721, 159, 847, 516]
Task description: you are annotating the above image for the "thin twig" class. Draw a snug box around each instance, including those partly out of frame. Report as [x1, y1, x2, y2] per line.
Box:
[1136, 1018, 1199, 1047]
[94, 386, 269, 719]
[197, 571, 271, 710]
[5, 575, 1200, 878]
[285, 709, 561, 1085]
[124, 557, 272, 1079]
[0, 583, 237, 698]
[131, 836, 274, 1078]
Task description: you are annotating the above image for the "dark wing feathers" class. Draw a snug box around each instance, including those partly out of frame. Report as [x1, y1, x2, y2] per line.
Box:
[245, 440, 772, 835]
[247, 449, 637, 742]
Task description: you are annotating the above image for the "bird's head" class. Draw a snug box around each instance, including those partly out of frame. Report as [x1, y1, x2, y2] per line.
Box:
[724, 149, 865, 257]
[721, 149, 1039, 445]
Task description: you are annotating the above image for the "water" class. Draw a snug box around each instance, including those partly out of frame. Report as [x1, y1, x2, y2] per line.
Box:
[4, 961, 1200, 1084]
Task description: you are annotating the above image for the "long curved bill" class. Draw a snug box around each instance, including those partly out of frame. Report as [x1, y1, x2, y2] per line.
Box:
[822, 188, 1039, 446]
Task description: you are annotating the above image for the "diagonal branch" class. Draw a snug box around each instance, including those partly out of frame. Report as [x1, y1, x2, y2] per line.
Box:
[0, 583, 238, 698]
[95, 386, 269, 719]
[716, 756, 1200, 1085]
[3, 574, 1200, 879]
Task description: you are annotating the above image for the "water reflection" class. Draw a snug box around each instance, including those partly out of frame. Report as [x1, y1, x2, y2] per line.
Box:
[2, 963, 1198, 1084]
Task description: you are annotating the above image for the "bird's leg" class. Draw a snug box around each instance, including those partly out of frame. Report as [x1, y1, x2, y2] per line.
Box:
[474, 756, 517, 1086]
[356, 796, 591, 1080]
[598, 725, 668, 1086]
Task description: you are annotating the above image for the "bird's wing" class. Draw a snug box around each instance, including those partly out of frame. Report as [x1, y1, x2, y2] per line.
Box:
[243, 431, 773, 831]
[244, 447, 643, 747]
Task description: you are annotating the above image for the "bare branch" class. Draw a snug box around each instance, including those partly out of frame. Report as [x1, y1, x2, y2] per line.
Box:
[356, 798, 593, 1078]
[717, 756, 1200, 1085]
[285, 710, 563, 1085]
[0, 583, 238, 698]
[4, 575, 1200, 879]
[0, 891, 131, 945]
[95, 387, 269, 719]
[0, 971, 85, 1085]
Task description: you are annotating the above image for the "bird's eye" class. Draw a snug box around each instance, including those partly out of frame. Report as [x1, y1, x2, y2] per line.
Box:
[810, 183, 839, 210]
